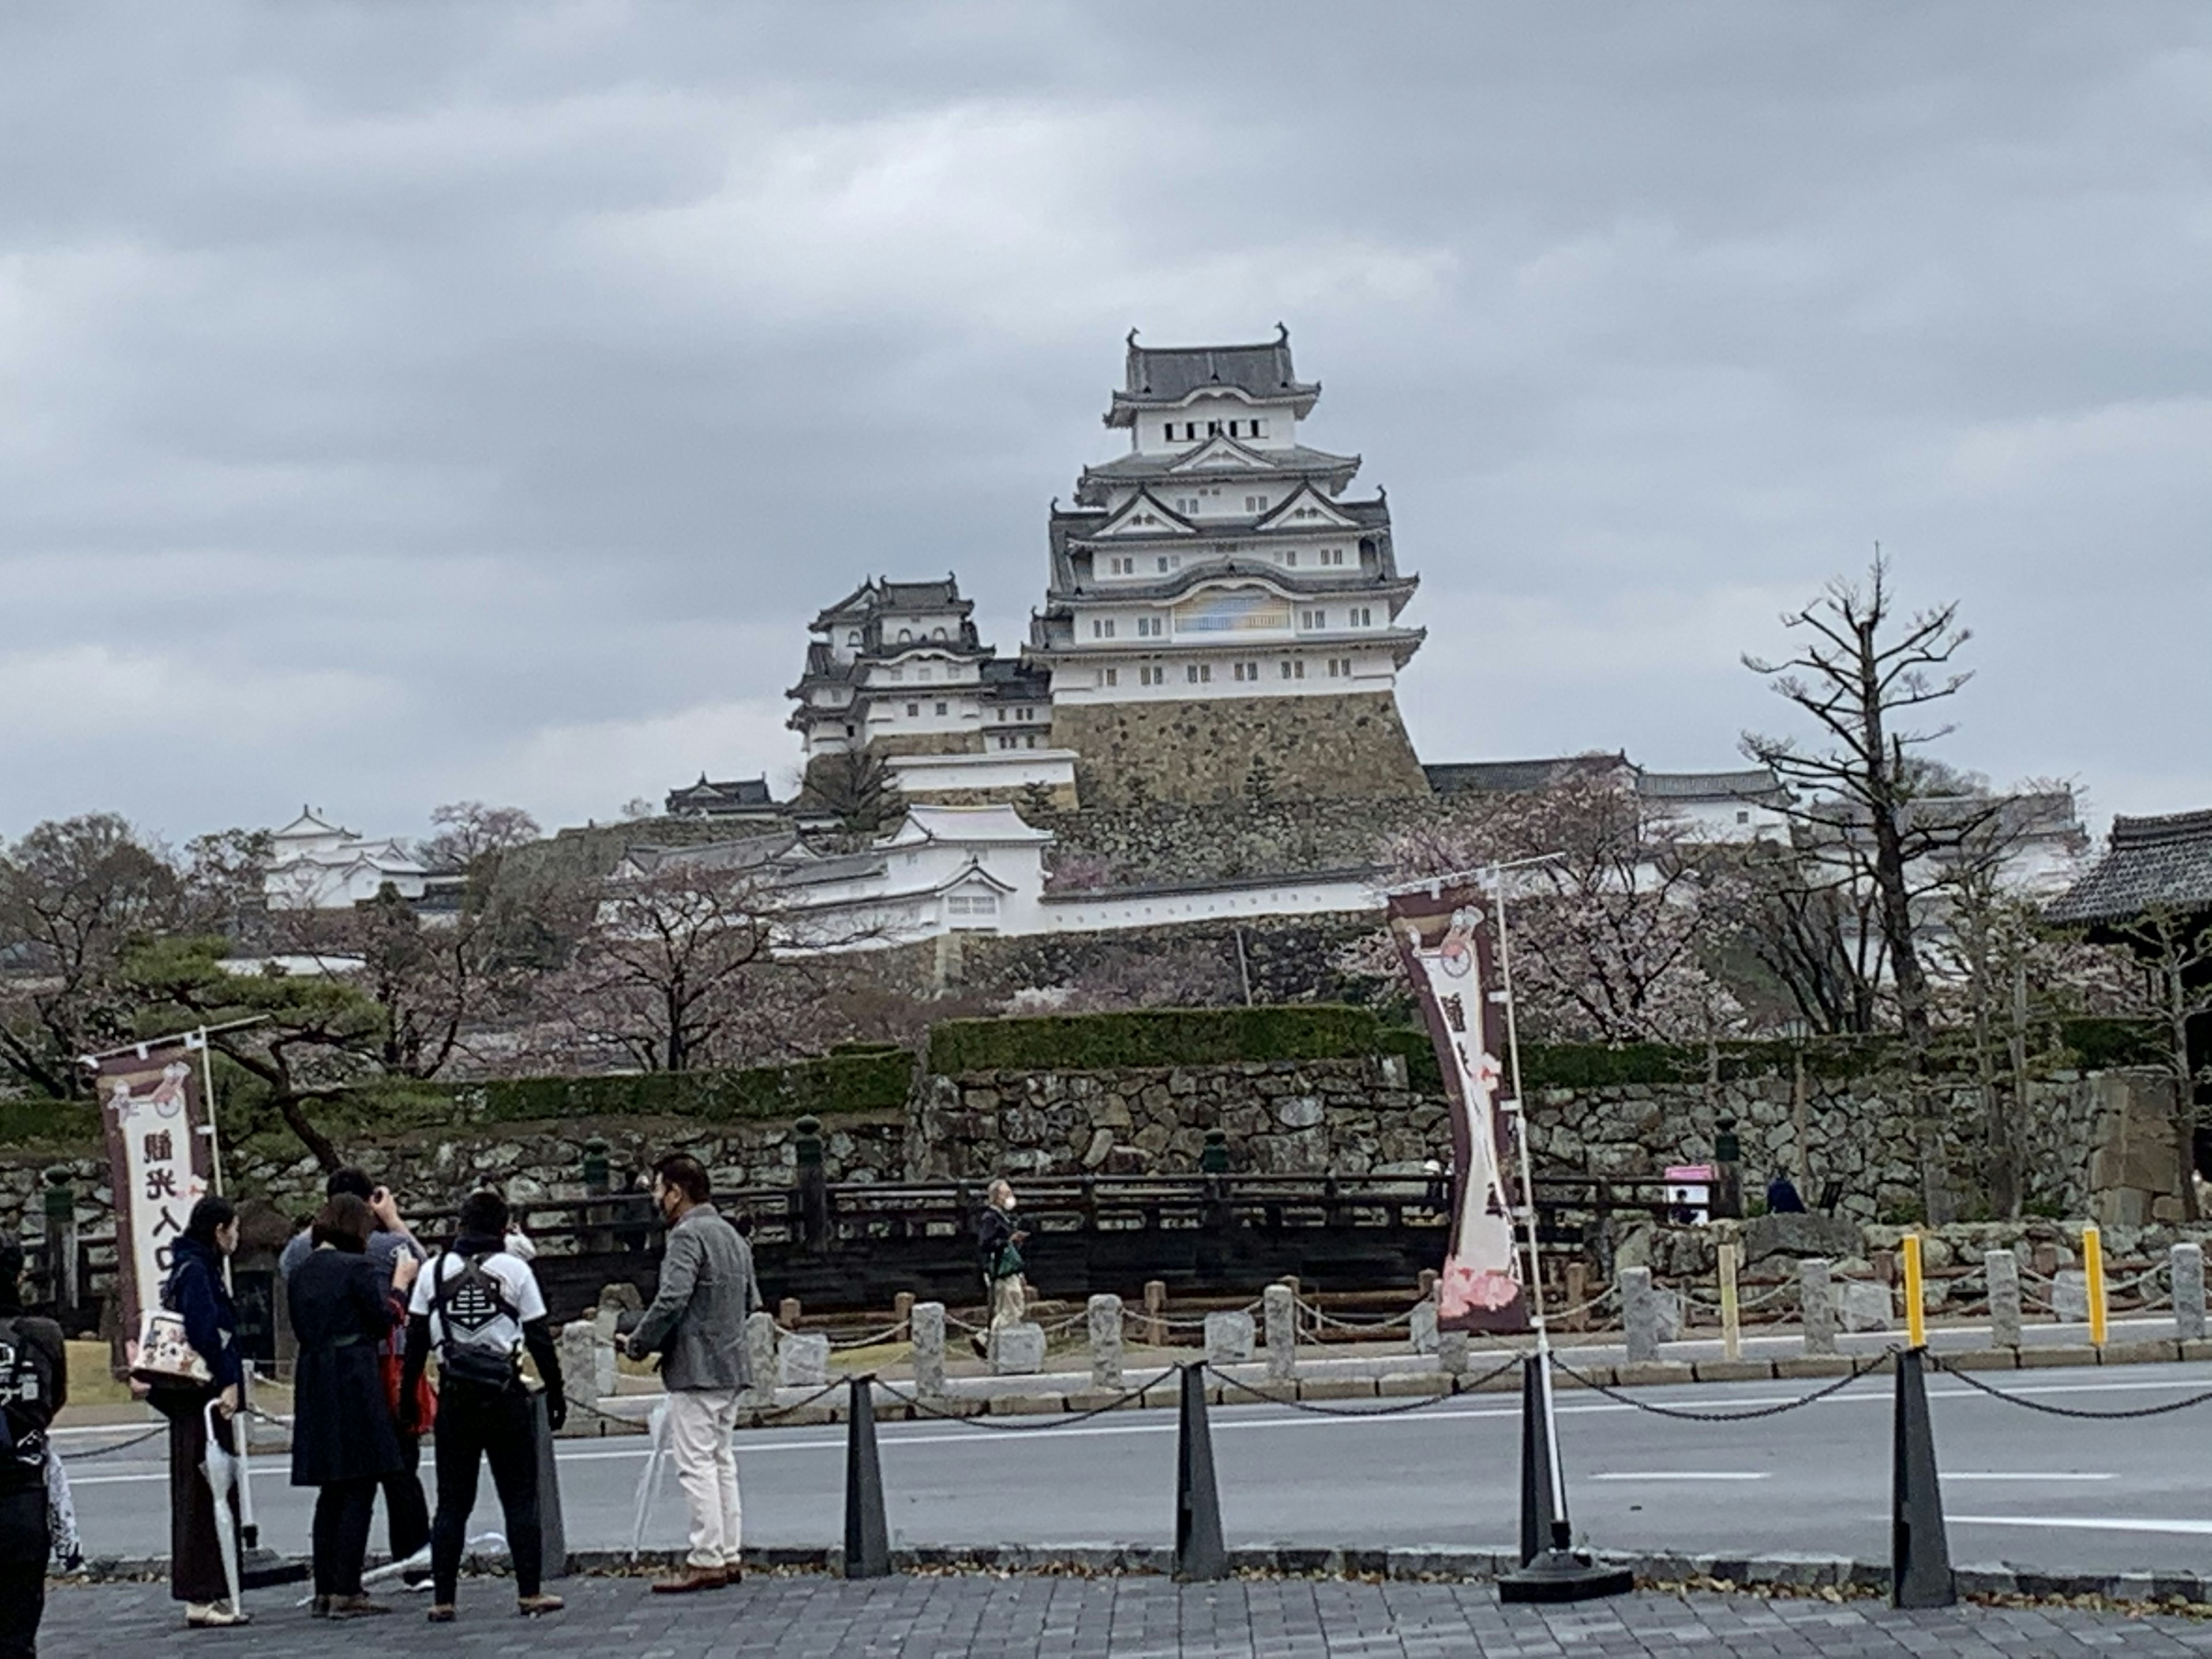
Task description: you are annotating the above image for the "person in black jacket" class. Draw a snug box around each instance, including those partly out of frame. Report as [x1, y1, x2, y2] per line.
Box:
[289, 1194, 416, 1619]
[0, 1236, 66, 1659]
[397, 1190, 566, 1623]
[156, 1196, 249, 1628]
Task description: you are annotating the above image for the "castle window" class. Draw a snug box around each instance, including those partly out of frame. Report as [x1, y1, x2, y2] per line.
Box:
[1024, 734, 1036, 748]
[1245, 495, 1267, 513]
[995, 709, 1005, 722]
[933, 626, 947, 639]
[1350, 606, 1374, 627]
[906, 702, 919, 717]
[1139, 665, 1164, 686]
[1233, 661, 1260, 681]
[1102, 669, 1117, 688]
[1300, 608, 1324, 630]
[899, 628, 912, 642]
[1187, 662, 1211, 684]
[1327, 658, 1352, 678]
[1737, 809, 1751, 824]
[916, 666, 933, 682]
[1321, 548, 1345, 566]
[1136, 616, 1162, 638]
[1285, 550, 1297, 566]
[1109, 555, 1134, 574]
[1206, 421, 1221, 437]
[934, 701, 948, 717]
[846, 631, 861, 646]
[1092, 619, 1116, 639]
[846, 724, 856, 736]
[1175, 497, 1198, 515]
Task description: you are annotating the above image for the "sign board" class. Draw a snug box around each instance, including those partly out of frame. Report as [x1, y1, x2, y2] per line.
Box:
[1388, 881, 1529, 1332]
[95, 1041, 213, 1338]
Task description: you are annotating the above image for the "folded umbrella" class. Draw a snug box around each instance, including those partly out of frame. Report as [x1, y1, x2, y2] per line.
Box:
[200, 1402, 245, 1615]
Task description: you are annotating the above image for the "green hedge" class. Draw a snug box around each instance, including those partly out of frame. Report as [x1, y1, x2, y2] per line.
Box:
[0, 1098, 101, 1152]
[2057, 1018, 2166, 1070]
[928, 1005, 1396, 1074]
[320, 1047, 914, 1135]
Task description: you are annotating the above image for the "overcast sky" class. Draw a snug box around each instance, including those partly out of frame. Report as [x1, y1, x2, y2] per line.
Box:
[2, 3, 2206, 849]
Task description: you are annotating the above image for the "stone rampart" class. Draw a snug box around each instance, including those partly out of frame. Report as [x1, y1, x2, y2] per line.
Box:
[1047, 692, 1429, 809]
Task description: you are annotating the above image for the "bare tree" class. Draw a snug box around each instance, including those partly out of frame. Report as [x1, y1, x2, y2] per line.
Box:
[418, 801, 541, 874]
[1370, 774, 1743, 1044]
[1743, 553, 1999, 1051]
[0, 815, 184, 1096]
[801, 749, 903, 837]
[560, 854, 881, 1073]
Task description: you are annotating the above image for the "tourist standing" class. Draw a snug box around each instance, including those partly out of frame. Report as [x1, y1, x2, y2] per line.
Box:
[0, 1237, 66, 1659]
[974, 1179, 1029, 1355]
[624, 1154, 756, 1594]
[398, 1190, 566, 1623]
[156, 1196, 248, 1628]
[289, 1194, 416, 1618]
[279, 1166, 430, 1574]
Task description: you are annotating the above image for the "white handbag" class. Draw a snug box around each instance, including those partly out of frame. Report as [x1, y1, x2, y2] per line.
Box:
[131, 1305, 213, 1390]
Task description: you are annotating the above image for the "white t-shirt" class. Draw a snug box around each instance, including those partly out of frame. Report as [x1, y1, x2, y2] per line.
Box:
[408, 1248, 546, 1355]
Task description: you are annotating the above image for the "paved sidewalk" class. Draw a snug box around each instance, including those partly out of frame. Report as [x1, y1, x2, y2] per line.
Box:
[41, 1573, 2212, 1656]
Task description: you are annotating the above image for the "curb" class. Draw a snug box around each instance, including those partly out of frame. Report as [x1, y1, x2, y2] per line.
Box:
[63, 1544, 2212, 1608]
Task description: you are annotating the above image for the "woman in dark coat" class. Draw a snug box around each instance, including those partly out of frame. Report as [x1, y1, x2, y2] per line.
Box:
[289, 1194, 412, 1618]
[156, 1195, 248, 1628]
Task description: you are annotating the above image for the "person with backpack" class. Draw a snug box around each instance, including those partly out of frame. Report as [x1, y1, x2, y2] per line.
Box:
[622, 1154, 759, 1594]
[971, 1180, 1029, 1358]
[397, 1189, 565, 1623]
[0, 1236, 66, 1659]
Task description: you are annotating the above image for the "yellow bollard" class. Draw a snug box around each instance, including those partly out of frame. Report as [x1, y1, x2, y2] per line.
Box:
[1718, 1240, 1741, 1361]
[2084, 1224, 2108, 1347]
[1902, 1233, 1926, 1349]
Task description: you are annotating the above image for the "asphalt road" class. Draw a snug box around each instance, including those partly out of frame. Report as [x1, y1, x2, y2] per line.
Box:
[59, 1361, 2212, 1575]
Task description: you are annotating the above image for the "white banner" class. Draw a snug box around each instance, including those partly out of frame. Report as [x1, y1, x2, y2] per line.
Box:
[96, 1042, 212, 1336]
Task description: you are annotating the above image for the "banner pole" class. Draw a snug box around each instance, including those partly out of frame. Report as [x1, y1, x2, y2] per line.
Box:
[1488, 865, 1567, 1525]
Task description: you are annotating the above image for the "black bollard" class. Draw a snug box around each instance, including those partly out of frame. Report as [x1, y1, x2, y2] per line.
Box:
[1516, 1354, 1559, 1567]
[1173, 1364, 1227, 1582]
[1891, 1347, 1954, 1609]
[843, 1376, 891, 1579]
[1498, 1352, 1633, 1604]
[532, 1388, 570, 1578]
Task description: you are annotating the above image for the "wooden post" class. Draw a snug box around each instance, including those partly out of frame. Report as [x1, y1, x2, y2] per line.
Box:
[893, 1290, 914, 1343]
[2082, 1225, 2108, 1348]
[1563, 1262, 1589, 1333]
[1143, 1279, 1168, 1347]
[1717, 1241, 1741, 1362]
[1902, 1234, 1926, 1350]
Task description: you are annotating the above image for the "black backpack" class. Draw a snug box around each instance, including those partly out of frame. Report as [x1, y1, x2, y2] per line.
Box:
[0, 1317, 49, 1478]
[428, 1252, 521, 1392]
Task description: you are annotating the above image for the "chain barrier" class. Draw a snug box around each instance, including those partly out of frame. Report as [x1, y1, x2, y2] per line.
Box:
[1925, 1351, 2212, 1420]
[1545, 1350, 1886, 1422]
[1203, 1357, 1525, 1416]
[824, 1323, 911, 1351]
[55, 1425, 168, 1462]
[872, 1369, 1179, 1432]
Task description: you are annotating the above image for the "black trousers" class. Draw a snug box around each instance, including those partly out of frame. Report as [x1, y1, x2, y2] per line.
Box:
[154, 1389, 240, 1605]
[311, 1479, 378, 1598]
[0, 1484, 47, 1659]
[429, 1384, 541, 1604]
[0, 1561, 41, 1659]
[381, 1434, 430, 1565]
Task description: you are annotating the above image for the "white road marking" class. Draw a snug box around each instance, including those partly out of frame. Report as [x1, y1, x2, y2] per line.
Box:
[1948, 1514, 2212, 1536]
[1585, 1472, 1768, 1482]
[1945, 1472, 2115, 1482]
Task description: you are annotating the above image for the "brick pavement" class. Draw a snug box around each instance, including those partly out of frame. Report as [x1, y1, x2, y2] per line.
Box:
[38, 1573, 2212, 1656]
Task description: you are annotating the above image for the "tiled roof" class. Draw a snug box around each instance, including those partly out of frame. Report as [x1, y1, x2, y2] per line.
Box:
[1108, 328, 1320, 423]
[2047, 809, 2212, 925]
[1635, 768, 1786, 803]
[1077, 442, 1359, 493]
[1424, 755, 1631, 796]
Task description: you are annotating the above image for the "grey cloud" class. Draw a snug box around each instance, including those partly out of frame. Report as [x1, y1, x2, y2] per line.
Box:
[0, 1, 2206, 843]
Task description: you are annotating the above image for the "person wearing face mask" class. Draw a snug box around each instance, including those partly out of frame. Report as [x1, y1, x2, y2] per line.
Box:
[623, 1154, 758, 1594]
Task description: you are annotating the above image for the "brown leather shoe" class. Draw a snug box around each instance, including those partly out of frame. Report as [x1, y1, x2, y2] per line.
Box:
[516, 1592, 565, 1616]
[650, 1566, 725, 1594]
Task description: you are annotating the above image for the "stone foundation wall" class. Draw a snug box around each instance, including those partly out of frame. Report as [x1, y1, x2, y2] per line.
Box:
[5, 1063, 2180, 1248]
[1047, 692, 1430, 809]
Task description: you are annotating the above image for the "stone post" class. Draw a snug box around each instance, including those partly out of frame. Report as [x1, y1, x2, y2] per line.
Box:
[1712, 1116, 1743, 1221]
[2173, 1243, 2206, 1343]
[580, 1135, 613, 1255]
[1800, 1259, 1836, 1356]
[743, 1309, 780, 1407]
[911, 1301, 946, 1399]
[1263, 1283, 1297, 1381]
[1408, 1300, 1440, 1357]
[795, 1114, 828, 1251]
[1986, 1250, 2022, 1349]
[555, 1322, 601, 1427]
[1621, 1266, 1660, 1365]
[1087, 1294, 1123, 1389]
[1437, 1329, 1469, 1377]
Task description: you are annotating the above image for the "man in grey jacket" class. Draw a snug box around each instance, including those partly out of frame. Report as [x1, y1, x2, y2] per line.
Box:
[624, 1154, 758, 1593]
